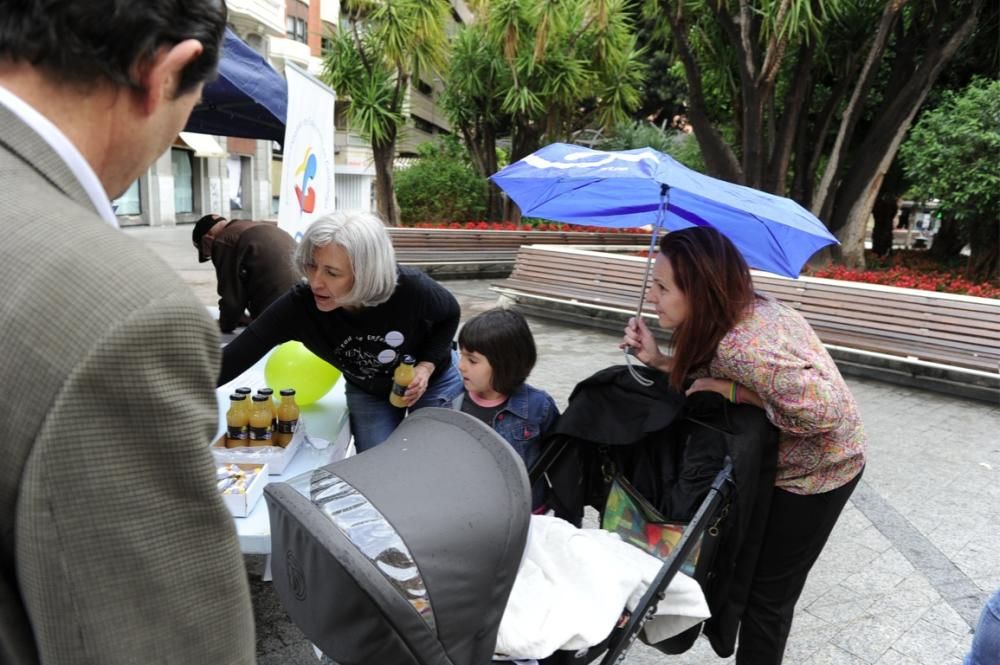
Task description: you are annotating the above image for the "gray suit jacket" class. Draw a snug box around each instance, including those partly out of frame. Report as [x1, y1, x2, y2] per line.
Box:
[0, 104, 255, 663]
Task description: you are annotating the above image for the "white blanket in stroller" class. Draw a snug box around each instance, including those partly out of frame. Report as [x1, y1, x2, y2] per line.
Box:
[494, 515, 710, 660]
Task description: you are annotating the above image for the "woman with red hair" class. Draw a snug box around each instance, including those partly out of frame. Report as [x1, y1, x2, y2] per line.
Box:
[622, 226, 867, 664]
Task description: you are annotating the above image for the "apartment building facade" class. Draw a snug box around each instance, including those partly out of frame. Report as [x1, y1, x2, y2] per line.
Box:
[114, 0, 468, 227]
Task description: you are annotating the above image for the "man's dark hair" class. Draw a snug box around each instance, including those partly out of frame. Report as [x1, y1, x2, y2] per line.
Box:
[192, 214, 225, 248]
[0, 0, 227, 96]
[458, 308, 537, 396]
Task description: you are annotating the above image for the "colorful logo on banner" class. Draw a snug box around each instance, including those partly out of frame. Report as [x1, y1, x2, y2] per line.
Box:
[295, 148, 318, 214]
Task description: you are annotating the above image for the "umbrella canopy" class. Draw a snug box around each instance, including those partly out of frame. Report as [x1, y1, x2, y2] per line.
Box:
[184, 28, 288, 143]
[491, 143, 837, 278]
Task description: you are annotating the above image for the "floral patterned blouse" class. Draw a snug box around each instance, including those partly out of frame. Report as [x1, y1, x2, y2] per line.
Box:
[707, 295, 867, 495]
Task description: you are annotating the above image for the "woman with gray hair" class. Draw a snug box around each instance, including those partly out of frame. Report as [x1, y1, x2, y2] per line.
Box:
[219, 211, 463, 452]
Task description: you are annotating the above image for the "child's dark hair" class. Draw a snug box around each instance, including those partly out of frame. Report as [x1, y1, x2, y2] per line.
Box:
[458, 308, 537, 396]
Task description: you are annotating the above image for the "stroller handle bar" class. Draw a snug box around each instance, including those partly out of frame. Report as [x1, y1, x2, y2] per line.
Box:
[598, 457, 736, 665]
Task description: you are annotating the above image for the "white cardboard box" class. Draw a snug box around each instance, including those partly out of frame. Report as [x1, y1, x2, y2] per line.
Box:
[210, 418, 305, 475]
[219, 462, 268, 517]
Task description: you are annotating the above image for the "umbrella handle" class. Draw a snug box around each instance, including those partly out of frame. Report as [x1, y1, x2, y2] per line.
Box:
[623, 347, 654, 387]
[623, 183, 669, 388]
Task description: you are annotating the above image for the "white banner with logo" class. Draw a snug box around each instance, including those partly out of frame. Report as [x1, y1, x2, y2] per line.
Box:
[278, 63, 336, 241]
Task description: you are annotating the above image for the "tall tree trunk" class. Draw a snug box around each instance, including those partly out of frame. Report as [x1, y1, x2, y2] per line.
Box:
[766, 45, 813, 195]
[662, 1, 742, 183]
[828, 0, 983, 267]
[967, 218, 999, 283]
[372, 141, 400, 226]
[811, 0, 906, 220]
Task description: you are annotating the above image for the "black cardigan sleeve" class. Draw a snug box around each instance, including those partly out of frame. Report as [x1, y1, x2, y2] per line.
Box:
[218, 288, 297, 385]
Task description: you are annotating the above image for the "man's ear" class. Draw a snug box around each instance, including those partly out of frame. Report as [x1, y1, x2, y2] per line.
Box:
[136, 39, 204, 115]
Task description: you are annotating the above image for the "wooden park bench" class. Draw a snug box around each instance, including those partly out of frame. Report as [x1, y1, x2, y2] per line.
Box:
[493, 245, 1000, 403]
[388, 227, 651, 278]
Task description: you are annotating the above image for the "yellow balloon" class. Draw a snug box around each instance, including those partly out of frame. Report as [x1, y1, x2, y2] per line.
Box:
[264, 341, 341, 406]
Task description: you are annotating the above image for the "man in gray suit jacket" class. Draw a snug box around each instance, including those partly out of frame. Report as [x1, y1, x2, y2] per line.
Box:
[0, 2, 255, 663]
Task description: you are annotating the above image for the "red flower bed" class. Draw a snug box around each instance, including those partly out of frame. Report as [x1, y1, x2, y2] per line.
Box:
[807, 264, 1000, 299]
[405, 220, 647, 234]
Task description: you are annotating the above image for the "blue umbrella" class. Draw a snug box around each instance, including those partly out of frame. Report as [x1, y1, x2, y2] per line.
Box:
[185, 28, 288, 143]
[490, 143, 837, 279]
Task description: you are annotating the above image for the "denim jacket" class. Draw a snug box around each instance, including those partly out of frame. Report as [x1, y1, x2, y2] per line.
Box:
[450, 382, 559, 475]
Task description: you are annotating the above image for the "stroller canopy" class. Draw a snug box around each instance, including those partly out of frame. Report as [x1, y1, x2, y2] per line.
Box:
[265, 408, 531, 665]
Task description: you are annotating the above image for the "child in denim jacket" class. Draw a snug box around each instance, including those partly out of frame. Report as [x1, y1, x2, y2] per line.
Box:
[451, 308, 558, 510]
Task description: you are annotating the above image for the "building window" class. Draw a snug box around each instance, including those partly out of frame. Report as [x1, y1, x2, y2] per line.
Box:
[415, 78, 433, 96]
[171, 148, 194, 214]
[113, 179, 141, 216]
[227, 156, 244, 211]
[286, 1, 308, 44]
[412, 115, 437, 135]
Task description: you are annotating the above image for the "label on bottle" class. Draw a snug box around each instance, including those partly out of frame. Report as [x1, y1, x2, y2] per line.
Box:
[249, 426, 272, 441]
[276, 419, 298, 434]
[391, 382, 407, 397]
[227, 425, 248, 440]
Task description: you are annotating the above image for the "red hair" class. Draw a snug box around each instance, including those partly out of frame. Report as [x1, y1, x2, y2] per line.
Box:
[659, 227, 755, 391]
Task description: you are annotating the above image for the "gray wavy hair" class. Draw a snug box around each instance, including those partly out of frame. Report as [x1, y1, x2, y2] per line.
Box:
[294, 211, 398, 308]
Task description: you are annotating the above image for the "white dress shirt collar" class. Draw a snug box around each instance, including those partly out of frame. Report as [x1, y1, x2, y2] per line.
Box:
[0, 84, 119, 228]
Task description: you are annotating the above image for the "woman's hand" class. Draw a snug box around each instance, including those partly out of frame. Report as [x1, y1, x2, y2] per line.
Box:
[402, 361, 435, 407]
[620, 317, 670, 371]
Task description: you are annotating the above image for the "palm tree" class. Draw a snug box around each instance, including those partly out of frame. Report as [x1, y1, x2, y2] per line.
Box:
[323, 0, 451, 226]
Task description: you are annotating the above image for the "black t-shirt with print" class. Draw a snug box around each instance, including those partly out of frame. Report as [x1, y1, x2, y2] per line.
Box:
[219, 267, 460, 395]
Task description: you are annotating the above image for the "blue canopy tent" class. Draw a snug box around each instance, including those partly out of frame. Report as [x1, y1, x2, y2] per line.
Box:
[184, 28, 288, 143]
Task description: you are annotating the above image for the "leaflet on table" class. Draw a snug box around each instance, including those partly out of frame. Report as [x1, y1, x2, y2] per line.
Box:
[217, 462, 268, 517]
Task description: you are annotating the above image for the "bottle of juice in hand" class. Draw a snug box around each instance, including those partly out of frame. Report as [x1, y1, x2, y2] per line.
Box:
[389, 355, 416, 408]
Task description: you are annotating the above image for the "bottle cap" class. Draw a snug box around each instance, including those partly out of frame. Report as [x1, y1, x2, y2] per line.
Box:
[235, 387, 252, 395]
[230, 393, 246, 401]
[280, 388, 297, 396]
[252, 395, 269, 402]
[257, 388, 274, 396]
[400, 354, 416, 365]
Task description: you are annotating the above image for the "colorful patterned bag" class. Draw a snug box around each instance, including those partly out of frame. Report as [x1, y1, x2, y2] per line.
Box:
[601, 474, 701, 577]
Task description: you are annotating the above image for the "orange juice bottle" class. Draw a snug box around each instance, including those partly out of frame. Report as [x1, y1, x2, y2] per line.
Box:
[235, 387, 253, 422]
[389, 355, 416, 408]
[257, 388, 278, 428]
[274, 389, 300, 447]
[225, 393, 249, 447]
[248, 395, 274, 446]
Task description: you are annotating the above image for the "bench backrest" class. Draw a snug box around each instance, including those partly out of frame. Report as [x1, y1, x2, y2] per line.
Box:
[499, 245, 1000, 374]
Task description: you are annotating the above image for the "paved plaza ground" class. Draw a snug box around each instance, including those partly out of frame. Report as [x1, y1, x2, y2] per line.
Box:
[129, 224, 1000, 665]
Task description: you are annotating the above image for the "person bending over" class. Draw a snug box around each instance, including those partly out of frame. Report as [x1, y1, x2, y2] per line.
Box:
[192, 214, 300, 333]
[622, 226, 867, 664]
[219, 211, 463, 452]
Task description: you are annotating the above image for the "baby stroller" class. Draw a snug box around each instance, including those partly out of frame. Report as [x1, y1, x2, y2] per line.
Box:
[263, 365, 773, 664]
[531, 365, 779, 660]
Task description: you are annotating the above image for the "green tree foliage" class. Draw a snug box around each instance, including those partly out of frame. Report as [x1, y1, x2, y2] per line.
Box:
[441, 0, 647, 221]
[900, 78, 1000, 281]
[322, 0, 451, 226]
[597, 120, 706, 173]
[643, 0, 986, 268]
[395, 137, 487, 224]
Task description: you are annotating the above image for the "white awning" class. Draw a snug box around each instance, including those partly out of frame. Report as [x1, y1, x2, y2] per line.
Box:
[177, 132, 227, 158]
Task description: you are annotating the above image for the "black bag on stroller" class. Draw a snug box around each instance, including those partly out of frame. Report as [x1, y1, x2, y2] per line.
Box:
[263, 408, 530, 665]
[532, 365, 779, 659]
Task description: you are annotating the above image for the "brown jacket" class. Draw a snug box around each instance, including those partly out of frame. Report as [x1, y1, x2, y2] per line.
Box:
[0, 103, 255, 664]
[212, 219, 299, 332]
